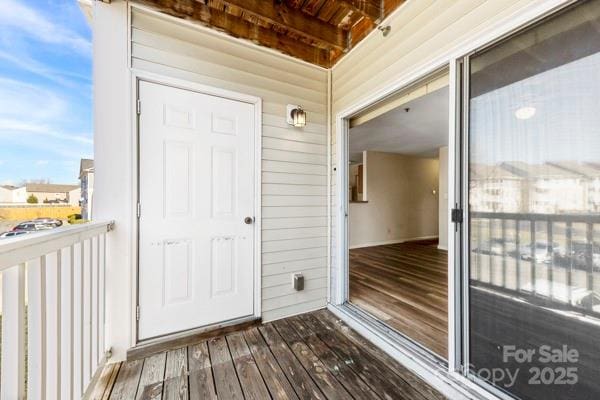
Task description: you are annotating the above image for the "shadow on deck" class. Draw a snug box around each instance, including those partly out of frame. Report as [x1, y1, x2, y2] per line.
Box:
[87, 309, 446, 400]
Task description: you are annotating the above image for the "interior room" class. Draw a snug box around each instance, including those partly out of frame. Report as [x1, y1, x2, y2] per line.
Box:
[347, 79, 449, 359]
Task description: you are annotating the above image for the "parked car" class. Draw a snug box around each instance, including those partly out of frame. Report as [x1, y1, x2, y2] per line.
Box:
[33, 217, 63, 227]
[514, 242, 560, 264]
[11, 221, 55, 232]
[0, 230, 30, 239]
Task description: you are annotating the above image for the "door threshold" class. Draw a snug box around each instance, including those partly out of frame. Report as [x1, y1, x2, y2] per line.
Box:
[128, 315, 261, 361]
[328, 304, 489, 400]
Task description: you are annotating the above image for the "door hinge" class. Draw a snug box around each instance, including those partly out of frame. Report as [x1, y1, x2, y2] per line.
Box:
[451, 207, 463, 224]
[136, 202, 141, 218]
[136, 99, 141, 115]
[136, 305, 140, 321]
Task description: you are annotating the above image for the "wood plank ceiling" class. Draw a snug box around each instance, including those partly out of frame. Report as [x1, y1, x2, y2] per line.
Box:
[133, 0, 406, 67]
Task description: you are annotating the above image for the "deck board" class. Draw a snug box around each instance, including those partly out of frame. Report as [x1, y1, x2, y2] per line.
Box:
[92, 310, 446, 399]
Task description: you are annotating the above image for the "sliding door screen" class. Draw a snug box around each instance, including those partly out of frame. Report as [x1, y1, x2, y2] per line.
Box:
[467, 1, 600, 399]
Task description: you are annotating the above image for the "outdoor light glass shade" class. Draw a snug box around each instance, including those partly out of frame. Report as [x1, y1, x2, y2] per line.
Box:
[290, 107, 306, 127]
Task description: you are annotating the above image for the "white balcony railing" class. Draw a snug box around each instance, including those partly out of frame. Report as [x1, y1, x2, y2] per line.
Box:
[0, 221, 114, 400]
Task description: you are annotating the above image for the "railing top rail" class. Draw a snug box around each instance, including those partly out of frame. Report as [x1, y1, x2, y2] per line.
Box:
[470, 211, 600, 224]
[0, 220, 114, 272]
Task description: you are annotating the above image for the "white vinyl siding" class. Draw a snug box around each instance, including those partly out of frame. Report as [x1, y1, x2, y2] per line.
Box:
[329, 0, 539, 301]
[131, 9, 328, 322]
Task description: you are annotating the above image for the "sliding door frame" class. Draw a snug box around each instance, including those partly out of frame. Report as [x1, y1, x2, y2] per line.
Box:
[330, 1, 577, 399]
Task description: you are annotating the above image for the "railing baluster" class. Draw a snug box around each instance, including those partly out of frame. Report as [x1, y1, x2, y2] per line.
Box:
[73, 242, 83, 398]
[61, 245, 74, 400]
[547, 220, 554, 300]
[566, 221, 573, 305]
[91, 236, 99, 371]
[530, 221, 536, 295]
[515, 219, 521, 291]
[488, 219, 494, 284]
[1, 264, 26, 399]
[82, 239, 92, 387]
[501, 219, 507, 288]
[44, 251, 60, 399]
[476, 218, 481, 281]
[99, 234, 106, 359]
[586, 222, 594, 310]
[27, 257, 47, 399]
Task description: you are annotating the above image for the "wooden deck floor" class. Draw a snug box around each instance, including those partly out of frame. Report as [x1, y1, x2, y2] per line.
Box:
[349, 241, 448, 358]
[89, 309, 446, 400]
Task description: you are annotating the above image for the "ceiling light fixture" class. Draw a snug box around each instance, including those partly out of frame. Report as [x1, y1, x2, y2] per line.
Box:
[287, 104, 306, 128]
[515, 106, 536, 120]
[378, 25, 391, 37]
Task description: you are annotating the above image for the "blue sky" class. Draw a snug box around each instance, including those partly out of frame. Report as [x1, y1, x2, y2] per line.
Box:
[0, 0, 92, 186]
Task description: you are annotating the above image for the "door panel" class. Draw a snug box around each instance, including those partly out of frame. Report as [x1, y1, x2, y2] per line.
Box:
[138, 81, 255, 340]
[464, 2, 600, 398]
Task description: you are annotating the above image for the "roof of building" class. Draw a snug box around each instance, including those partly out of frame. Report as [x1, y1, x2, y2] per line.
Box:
[79, 158, 94, 179]
[25, 183, 79, 193]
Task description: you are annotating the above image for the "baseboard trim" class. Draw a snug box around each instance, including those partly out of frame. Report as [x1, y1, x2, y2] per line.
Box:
[349, 235, 439, 249]
[437, 245, 448, 251]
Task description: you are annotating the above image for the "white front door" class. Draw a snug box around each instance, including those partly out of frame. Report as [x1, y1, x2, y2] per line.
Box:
[138, 81, 256, 340]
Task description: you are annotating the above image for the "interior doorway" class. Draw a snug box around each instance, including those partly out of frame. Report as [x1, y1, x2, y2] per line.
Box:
[345, 72, 450, 359]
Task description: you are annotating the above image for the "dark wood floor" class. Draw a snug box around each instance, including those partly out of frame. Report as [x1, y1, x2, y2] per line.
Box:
[89, 309, 446, 400]
[349, 241, 448, 358]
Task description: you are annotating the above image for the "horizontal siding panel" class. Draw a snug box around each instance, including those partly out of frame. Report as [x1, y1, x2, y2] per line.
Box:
[131, 59, 328, 126]
[263, 125, 326, 145]
[262, 172, 326, 186]
[263, 206, 327, 218]
[262, 195, 327, 207]
[262, 160, 326, 176]
[261, 299, 326, 323]
[132, 10, 326, 82]
[262, 257, 327, 277]
[262, 287, 328, 312]
[262, 217, 328, 230]
[132, 41, 323, 104]
[263, 277, 327, 299]
[263, 137, 326, 155]
[262, 237, 327, 253]
[263, 247, 327, 265]
[262, 184, 326, 196]
[262, 226, 327, 241]
[262, 267, 327, 288]
[132, 28, 325, 93]
[132, 45, 325, 112]
[262, 149, 326, 165]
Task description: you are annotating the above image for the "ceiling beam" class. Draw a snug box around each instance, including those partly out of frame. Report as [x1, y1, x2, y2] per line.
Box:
[216, 0, 348, 51]
[340, 0, 382, 22]
[136, 0, 332, 67]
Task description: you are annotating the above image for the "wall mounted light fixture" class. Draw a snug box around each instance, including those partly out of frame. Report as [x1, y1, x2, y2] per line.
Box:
[287, 104, 306, 128]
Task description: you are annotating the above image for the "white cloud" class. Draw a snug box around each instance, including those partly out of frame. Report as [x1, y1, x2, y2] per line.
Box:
[0, 0, 91, 55]
[36, 160, 49, 166]
[0, 50, 89, 88]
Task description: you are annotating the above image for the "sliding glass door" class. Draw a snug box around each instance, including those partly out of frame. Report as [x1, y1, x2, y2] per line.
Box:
[464, 1, 600, 398]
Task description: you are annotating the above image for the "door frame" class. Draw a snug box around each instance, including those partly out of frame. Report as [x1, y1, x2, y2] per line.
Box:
[131, 70, 262, 344]
[330, 1, 577, 399]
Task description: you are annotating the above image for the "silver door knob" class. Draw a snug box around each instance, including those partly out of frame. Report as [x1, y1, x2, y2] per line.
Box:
[244, 217, 254, 224]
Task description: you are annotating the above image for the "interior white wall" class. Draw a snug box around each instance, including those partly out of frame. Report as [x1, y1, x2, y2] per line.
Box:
[349, 151, 439, 248]
[438, 146, 449, 250]
[92, 0, 133, 361]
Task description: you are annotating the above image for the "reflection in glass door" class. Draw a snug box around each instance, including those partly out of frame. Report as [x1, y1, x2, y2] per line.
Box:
[465, 1, 600, 399]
